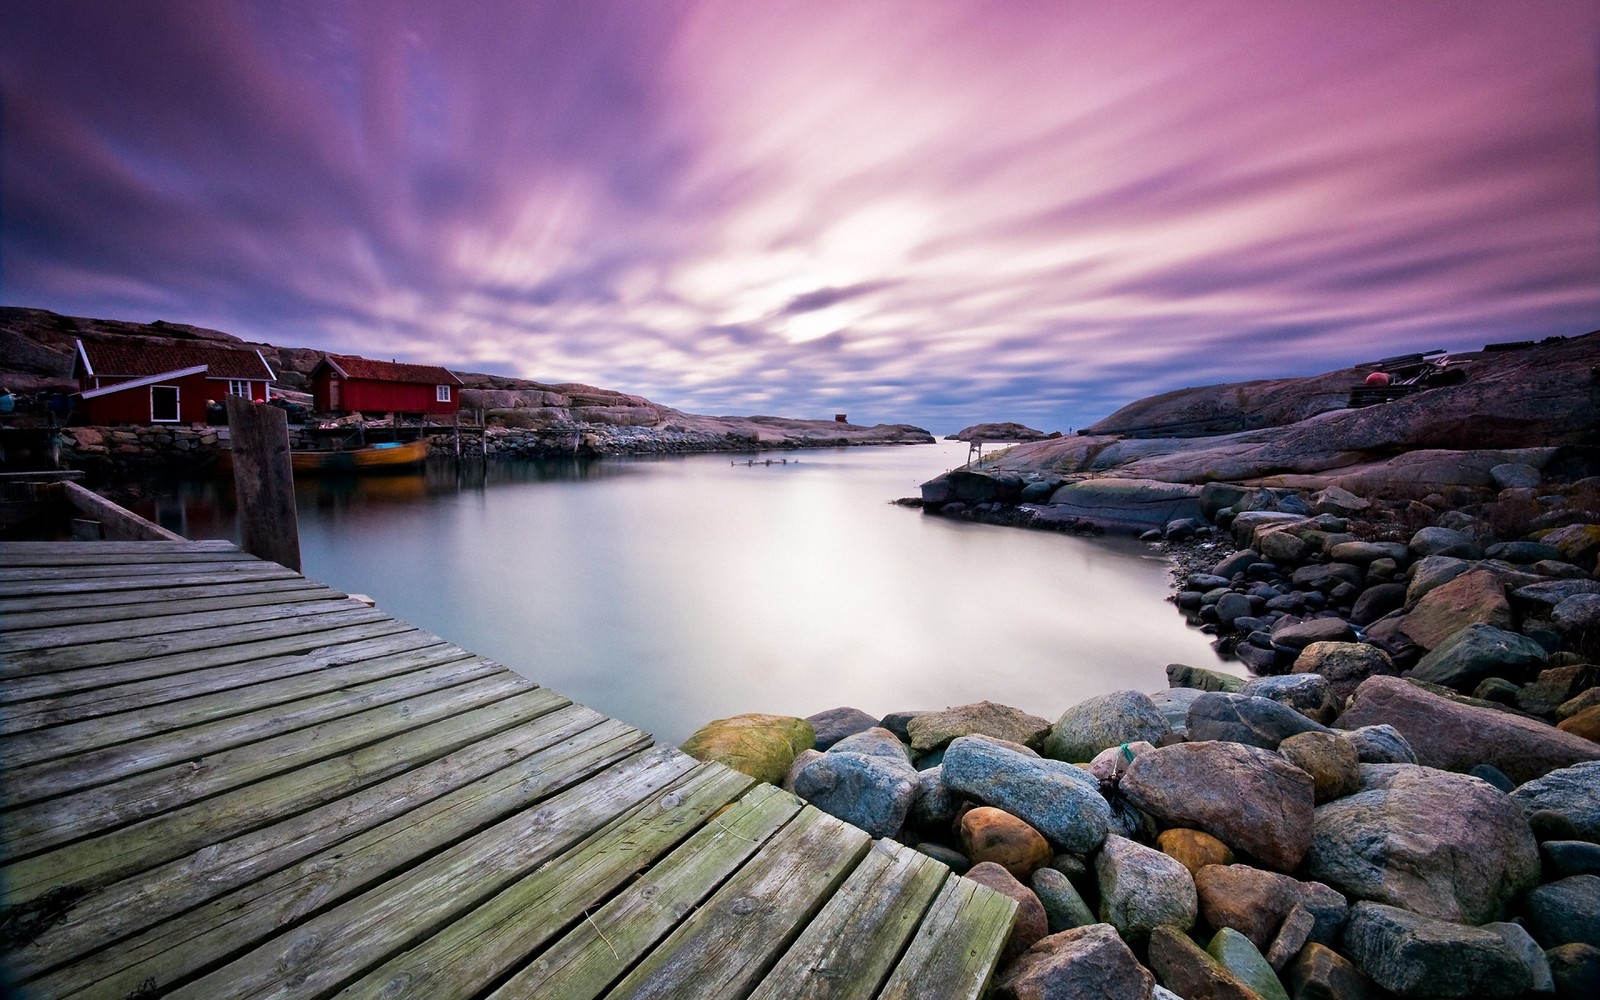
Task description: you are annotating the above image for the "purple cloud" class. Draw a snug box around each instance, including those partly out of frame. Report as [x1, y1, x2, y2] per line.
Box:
[2, 0, 1596, 432]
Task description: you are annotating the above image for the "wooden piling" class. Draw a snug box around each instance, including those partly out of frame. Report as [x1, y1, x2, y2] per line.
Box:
[225, 397, 301, 572]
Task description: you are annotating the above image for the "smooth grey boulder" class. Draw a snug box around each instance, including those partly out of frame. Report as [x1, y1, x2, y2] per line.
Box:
[1330, 539, 1410, 565]
[1524, 874, 1600, 948]
[1511, 760, 1600, 841]
[1490, 462, 1542, 489]
[1305, 763, 1540, 924]
[1215, 591, 1255, 626]
[1410, 622, 1548, 692]
[1342, 901, 1532, 998]
[1044, 689, 1171, 762]
[1339, 723, 1418, 764]
[1271, 617, 1357, 648]
[804, 706, 882, 749]
[1351, 582, 1408, 625]
[1095, 834, 1197, 941]
[1543, 839, 1600, 878]
[1336, 675, 1600, 783]
[828, 726, 914, 762]
[1186, 691, 1331, 749]
[993, 922, 1155, 1000]
[1405, 555, 1476, 603]
[1147, 687, 1206, 736]
[791, 742, 919, 838]
[1485, 921, 1555, 994]
[1240, 673, 1338, 725]
[1510, 579, 1600, 608]
[1552, 592, 1600, 635]
[941, 735, 1111, 854]
[1029, 866, 1096, 934]
[1409, 525, 1483, 559]
[909, 766, 956, 829]
[1122, 740, 1315, 871]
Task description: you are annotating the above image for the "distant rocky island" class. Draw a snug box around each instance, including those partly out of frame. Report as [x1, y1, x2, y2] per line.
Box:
[0, 307, 934, 462]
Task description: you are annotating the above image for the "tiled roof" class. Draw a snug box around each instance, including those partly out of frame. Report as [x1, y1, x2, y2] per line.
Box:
[319, 354, 463, 385]
[78, 341, 274, 380]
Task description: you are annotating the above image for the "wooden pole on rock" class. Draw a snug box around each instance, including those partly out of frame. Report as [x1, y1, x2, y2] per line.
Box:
[225, 396, 301, 572]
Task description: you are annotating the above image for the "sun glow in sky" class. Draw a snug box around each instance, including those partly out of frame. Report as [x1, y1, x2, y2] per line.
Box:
[2, 0, 1597, 431]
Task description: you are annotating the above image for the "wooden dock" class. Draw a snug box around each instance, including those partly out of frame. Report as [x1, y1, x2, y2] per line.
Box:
[0, 540, 1015, 999]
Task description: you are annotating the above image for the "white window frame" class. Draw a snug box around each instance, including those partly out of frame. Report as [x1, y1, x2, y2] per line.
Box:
[227, 379, 252, 397]
[150, 384, 181, 423]
[436, 384, 452, 402]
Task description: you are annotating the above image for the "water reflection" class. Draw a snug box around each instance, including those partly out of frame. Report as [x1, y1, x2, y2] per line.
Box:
[130, 442, 1233, 743]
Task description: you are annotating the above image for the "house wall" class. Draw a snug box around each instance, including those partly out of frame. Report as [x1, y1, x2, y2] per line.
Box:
[80, 371, 215, 424]
[316, 374, 459, 415]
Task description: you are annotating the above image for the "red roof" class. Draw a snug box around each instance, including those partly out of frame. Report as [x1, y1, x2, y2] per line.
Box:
[77, 340, 274, 381]
[317, 354, 463, 386]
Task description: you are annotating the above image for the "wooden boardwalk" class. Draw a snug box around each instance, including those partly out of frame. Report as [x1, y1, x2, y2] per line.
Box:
[0, 540, 1015, 999]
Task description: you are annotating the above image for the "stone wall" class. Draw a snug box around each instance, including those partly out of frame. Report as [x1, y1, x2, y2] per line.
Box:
[57, 424, 316, 473]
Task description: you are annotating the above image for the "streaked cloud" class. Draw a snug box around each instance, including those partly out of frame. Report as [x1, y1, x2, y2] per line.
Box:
[2, 0, 1596, 431]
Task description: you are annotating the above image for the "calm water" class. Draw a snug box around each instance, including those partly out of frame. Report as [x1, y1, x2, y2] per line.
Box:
[134, 441, 1232, 743]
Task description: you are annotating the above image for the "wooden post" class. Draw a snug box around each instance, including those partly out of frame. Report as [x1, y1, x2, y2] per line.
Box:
[225, 396, 301, 572]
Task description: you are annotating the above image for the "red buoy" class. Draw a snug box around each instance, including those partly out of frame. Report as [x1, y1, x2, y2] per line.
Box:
[1364, 371, 1391, 386]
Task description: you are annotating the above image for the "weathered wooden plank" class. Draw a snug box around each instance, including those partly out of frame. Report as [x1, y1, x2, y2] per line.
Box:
[18, 712, 645, 996]
[0, 549, 246, 567]
[0, 574, 315, 614]
[0, 539, 239, 559]
[0, 619, 421, 707]
[164, 745, 699, 1000]
[0, 558, 270, 581]
[0, 583, 343, 632]
[1, 640, 466, 744]
[488, 782, 803, 1000]
[0, 685, 571, 900]
[875, 875, 1018, 1000]
[0, 563, 298, 597]
[0, 595, 362, 652]
[0, 604, 391, 676]
[603, 806, 874, 1000]
[340, 765, 766, 1000]
[1, 670, 536, 850]
[747, 839, 949, 1000]
[1, 652, 496, 781]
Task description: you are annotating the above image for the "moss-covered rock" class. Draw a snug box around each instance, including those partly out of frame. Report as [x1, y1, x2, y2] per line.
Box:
[679, 713, 815, 785]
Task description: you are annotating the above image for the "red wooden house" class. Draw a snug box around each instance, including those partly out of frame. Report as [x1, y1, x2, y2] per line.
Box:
[73, 339, 276, 424]
[310, 354, 463, 416]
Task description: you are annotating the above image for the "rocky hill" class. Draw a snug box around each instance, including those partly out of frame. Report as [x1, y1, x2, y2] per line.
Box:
[0, 307, 932, 450]
[923, 332, 1600, 512]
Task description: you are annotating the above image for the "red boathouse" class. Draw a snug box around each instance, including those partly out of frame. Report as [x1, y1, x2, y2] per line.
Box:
[310, 354, 463, 416]
[73, 339, 276, 424]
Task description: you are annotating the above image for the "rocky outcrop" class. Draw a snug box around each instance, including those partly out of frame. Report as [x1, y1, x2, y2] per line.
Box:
[948, 422, 1053, 442]
[918, 332, 1600, 528]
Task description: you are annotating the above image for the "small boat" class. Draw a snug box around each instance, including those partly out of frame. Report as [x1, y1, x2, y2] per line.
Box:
[218, 438, 431, 474]
[291, 438, 431, 473]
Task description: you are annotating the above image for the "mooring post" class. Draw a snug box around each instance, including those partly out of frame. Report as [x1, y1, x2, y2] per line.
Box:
[225, 396, 301, 572]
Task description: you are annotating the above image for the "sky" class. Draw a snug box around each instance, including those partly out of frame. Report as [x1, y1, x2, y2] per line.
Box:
[2, 1, 1598, 433]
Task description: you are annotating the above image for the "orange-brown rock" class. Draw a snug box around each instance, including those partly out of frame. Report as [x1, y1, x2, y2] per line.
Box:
[1277, 730, 1361, 803]
[1158, 828, 1236, 875]
[960, 806, 1052, 878]
[1558, 705, 1600, 743]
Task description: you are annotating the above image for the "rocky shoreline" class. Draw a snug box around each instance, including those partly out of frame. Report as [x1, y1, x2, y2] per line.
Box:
[679, 338, 1600, 999]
